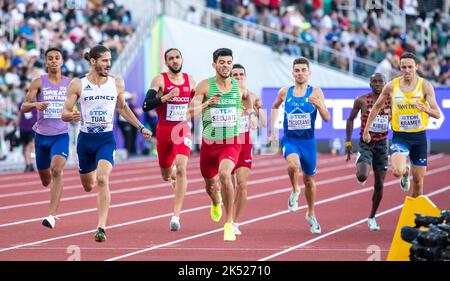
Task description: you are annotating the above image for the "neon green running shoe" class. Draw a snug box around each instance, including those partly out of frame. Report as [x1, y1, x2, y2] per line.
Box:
[210, 194, 222, 222]
[224, 222, 236, 241]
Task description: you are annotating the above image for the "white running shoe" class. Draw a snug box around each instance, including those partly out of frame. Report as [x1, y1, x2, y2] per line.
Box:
[357, 179, 366, 186]
[306, 214, 322, 234]
[42, 215, 58, 229]
[400, 164, 411, 192]
[288, 191, 300, 212]
[170, 215, 181, 231]
[368, 217, 380, 231]
[233, 222, 242, 236]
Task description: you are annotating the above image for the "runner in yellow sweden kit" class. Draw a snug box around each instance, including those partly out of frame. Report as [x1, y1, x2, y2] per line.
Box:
[363, 52, 441, 198]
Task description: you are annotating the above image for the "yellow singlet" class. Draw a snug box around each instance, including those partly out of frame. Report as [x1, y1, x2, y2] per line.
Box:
[391, 77, 429, 132]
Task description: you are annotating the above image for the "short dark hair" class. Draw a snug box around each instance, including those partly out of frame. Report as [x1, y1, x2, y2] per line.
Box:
[164, 48, 182, 62]
[84, 45, 110, 61]
[45, 47, 63, 57]
[293, 57, 310, 69]
[400, 52, 419, 65]
[213, 48, 233, 63]
[232, 63, 246, 74]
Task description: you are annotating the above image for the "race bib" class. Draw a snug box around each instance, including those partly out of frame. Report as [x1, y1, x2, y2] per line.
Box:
[399, 114, 421, 131]
[211, 107, 237, 128]
[43, 101, 65, 119]
[166, 103, 188, 121]
[24, 112, 33, 120]
[239, 115, 249, 133]
[369, 115, 389, 133]
[287, 113, 311, 130]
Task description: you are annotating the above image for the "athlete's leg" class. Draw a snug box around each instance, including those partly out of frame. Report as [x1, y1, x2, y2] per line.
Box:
[38, 169, 52, 187]
[157, 128, 176, 183]
[160, 166, 176, 182]
[80, 171, 96, 192]
[35, 135, 52, 186]
[356, 162, 371, 184]
[218, 159, 236, 223]
[233, 167, 250, 223]
[286, 153, 300, 193]
[411, 165, 426, 198]
[172, 154, 188, 217]
[48, 155, 66, 216]
[390, 152, 409, 178]
[205, 176, 220, 204]
[96, 160, 113, 228]
[369, 170, 386, 218]
[303, 173, 316, 217]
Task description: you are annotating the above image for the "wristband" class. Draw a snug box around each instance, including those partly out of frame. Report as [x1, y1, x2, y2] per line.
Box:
[138, 124, 145, 133]
[345, 141, 352, 147]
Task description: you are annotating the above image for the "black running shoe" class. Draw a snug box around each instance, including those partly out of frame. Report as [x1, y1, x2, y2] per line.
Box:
[94, 227, 107, 242]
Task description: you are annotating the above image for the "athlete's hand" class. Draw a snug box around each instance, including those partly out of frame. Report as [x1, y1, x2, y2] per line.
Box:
[345, 145, 352, 162]
[269, 132, 278, 145]
[307, 94, 324, 109]
[362, 129, 371, 143]
[169, 87, 180, 98]
[207, 94, 221, 107]
[35, 102, 48, 111]
[141, 128, 152, 139]
[249, 112, 258, 129]
[415, 101, 429, 114]
[163, 88, 180, 102]
[71, 110, 81, 122]
[253, 99, 262, 112]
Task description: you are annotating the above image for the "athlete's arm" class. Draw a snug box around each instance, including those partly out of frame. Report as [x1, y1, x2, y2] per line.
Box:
[142, 75, 164, 112]
[251, 93, 267, 128]
[270, 87, 288, 142]
[20, 78, 48, 112]
[188, 74, 196, 98]
[309, 88, 330, 122]
[116, 77, 152, 138]
[363, 82, 392, 143]
[62, 78, 81, 122]
[420, 80, 441, 119]
[345, 96, 363, 161]
[187, 79, 220, 120]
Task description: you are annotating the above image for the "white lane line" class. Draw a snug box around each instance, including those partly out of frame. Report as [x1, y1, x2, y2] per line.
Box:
[0, 161, 356, 210]
[258, 186, 450, 261]
[0, 164, 363, 253]
[0, 163, 356, 227]
[0, 155, 347, 190]
[2, 160, 448, 258]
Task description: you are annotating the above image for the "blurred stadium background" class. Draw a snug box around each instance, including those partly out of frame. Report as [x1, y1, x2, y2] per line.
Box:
[0, 0, 449, 172]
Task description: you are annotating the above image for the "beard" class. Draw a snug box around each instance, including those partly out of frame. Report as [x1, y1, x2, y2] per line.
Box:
[219, 73, 230, 79]
[168, 64, 182, 74]
[95, 65, 109, 77]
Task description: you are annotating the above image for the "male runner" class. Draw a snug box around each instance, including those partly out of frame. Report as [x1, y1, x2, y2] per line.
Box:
[142, 48, 196, 231]
[363, 52, 441, 198]
[230, 63, 267, 235]
[188, 48, 242, 241]
[270, 57, 330, 234]
[21, 47, 70, 229]
[62, 45, 152, 242]
[346, 73, 389, 231]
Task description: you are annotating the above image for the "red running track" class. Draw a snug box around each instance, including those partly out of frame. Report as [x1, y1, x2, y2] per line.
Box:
[0, 153, 449, 261]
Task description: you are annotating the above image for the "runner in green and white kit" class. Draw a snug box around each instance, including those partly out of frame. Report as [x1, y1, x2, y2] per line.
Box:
[188, 48, 243, 241]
